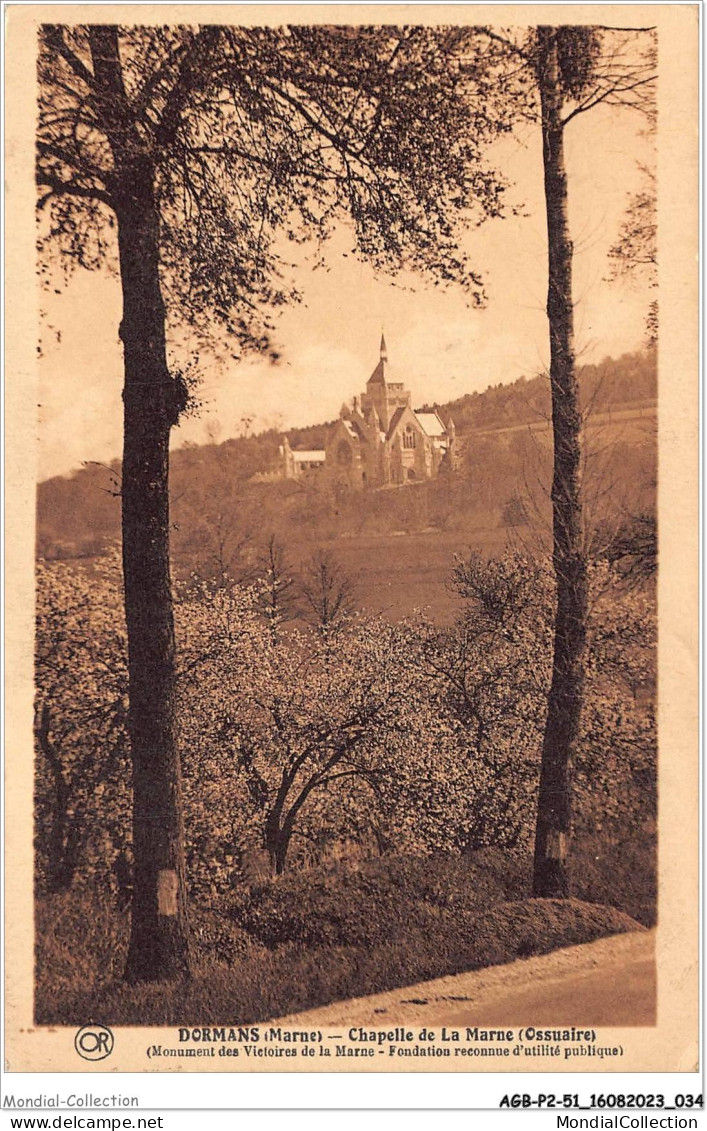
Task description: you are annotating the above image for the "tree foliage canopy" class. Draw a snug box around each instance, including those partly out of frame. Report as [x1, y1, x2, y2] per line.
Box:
[37, 23, 516, 359]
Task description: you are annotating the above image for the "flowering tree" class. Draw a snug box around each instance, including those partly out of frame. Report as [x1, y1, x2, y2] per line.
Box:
[577, 563, 656, 838]
[35, 560, 130, 893]
[35, 557, 655, 903]
[431, 552, 656, 852]
[177, 589, 464, 874]
[419, 554, 553, 850]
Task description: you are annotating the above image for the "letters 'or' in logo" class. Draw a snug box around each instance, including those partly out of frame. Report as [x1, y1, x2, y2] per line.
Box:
[74, 1023, 114, 1061]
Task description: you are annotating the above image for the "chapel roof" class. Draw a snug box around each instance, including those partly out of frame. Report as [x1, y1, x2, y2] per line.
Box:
[414, 412, 447, 438]
[342, 418, 368, 443]
[292, 450, 326, 463]
[386, 405, 408, 439]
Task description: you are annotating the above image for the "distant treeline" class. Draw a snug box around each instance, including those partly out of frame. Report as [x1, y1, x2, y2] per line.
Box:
[420, 348, 656, 431]
[37, 349, 656, 563]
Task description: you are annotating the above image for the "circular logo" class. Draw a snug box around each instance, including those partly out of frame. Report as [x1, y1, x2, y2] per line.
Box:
[74, 1024, 114, 1061]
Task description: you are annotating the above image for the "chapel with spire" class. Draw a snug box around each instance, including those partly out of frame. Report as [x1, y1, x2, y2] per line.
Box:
[320, 334, 457, 488]
[278, 335, 456, 487]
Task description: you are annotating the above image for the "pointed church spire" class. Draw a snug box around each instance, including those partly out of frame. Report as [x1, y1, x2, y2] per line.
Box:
[367, 331, 388, 387]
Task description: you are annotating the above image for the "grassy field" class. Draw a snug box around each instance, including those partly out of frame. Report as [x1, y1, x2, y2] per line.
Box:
[289, 525, 510, 622]
[472, 401, 657, 446]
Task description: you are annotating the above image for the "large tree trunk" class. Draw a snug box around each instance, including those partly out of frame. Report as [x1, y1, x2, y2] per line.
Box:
[88, 26, 191, 981]
[264, 809, 290, 876]
[115, 163, 191, 982]
[532, 27, 588, 899]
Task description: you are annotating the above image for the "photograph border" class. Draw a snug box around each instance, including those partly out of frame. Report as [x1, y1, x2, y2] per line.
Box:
[2, 0, 700, 1085]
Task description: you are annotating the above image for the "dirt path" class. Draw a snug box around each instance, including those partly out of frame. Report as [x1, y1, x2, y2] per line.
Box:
[269, 929, 656, 1029]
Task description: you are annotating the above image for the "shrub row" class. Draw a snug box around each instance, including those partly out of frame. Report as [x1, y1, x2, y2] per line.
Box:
[35, 843, 651, 1026]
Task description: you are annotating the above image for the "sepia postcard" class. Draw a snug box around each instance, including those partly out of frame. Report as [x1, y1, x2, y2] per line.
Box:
[3, 2, 699, 1083]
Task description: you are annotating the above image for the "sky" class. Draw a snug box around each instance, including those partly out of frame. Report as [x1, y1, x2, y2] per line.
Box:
[37, 93, 654, 481]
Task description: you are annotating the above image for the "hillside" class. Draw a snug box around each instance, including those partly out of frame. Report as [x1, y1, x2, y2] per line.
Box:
[424, 349, 655, 433]
[37, 349, 657, 603]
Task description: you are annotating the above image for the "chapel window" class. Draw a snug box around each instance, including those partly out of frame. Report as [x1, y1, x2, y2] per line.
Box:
[337, 441, 353, 467]
[403, 426, 417, 450]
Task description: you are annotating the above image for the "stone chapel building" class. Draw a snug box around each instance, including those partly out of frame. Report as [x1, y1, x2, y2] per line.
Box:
[279, 335, 456, 488]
